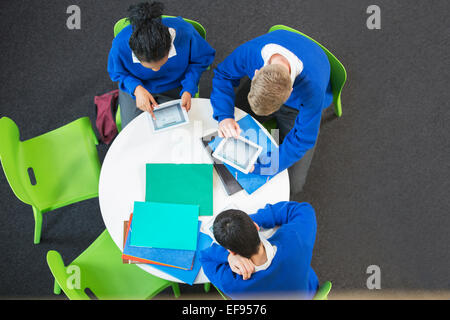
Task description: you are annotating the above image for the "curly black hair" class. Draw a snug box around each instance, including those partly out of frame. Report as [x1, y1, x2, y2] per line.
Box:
[128, 1, 171, 63]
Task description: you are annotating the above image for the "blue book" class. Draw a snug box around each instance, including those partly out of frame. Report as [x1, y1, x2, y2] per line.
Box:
[149, 231, 213, 285]
[209, 115, 279, 194]
[123, 215, 198, 270]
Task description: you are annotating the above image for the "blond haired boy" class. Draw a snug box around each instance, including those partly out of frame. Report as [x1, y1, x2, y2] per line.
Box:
[210, 30, 333, 196]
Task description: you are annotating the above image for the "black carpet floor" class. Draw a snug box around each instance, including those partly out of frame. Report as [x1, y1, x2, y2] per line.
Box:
[0, 0, 449, 299]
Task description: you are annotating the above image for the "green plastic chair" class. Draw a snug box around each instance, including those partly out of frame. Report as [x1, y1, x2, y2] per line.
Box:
[268, 25, 347, 117]
[0, 117, 101, 244]
[114, 15, 206, 39]
[47, 229, 180, 300]
[204, 280, 331, 300]
[313, 281, 332, 300]
[113, 15, 206, 132]
[203, 282, 228, 300]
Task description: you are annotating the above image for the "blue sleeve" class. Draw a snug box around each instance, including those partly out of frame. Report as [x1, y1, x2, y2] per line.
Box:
[200, 244, 244, 293]
[210, 43, 253, 122]
[107, 41, 143, 98]
[180, 26, 216, 97]
[250, 202, 317, 242]
[252, 82, 323, 175]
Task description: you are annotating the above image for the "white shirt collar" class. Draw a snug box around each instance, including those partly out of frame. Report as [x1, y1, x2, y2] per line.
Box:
[254, 235, 277, 272]
[261, 43, 303, 84]
[132, 27, 177, 63]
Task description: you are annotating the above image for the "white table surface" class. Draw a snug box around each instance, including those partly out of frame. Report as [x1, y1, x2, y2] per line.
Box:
[98, 98, 290, 284]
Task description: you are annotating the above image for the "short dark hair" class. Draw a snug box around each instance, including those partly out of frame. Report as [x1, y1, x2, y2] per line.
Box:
[127, 1, 171, 63]
[213, 209, 260, 259]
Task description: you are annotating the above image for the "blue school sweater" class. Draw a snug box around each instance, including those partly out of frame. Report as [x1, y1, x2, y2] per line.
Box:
[200, 201, 319, 300]
[108, 17, 215, 98]
[210, 30, 333, 174]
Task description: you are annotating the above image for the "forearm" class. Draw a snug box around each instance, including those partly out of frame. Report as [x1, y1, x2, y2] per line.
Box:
[108, 52, 143, 98]
[250, 201, 316, 229]
[253, 103, 321, 175]
[120, 76, 143, 98]
[211, 74, 238, 121]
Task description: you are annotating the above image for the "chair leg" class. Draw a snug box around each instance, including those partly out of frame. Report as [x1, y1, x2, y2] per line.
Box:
[32, 206, 43, 244]
[92, 131, 99, 145]
[204, 282, 211, 293]
[171, 283, 180, 298]
[53, 279, 61, 295]
[215, 285, 228, 300]
[334, 99, 342, 117]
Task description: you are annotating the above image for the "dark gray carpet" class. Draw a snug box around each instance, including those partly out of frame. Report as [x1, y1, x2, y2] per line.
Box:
[0, 0, 449, 298]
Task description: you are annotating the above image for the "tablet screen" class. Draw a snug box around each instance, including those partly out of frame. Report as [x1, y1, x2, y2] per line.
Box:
[152, 103, 186, 130]
[217, 138, 260, 170]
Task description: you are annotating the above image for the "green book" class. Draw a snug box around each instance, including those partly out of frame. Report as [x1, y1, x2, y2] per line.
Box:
[146, 163, 213, 216]
[129, 201, 199, 251]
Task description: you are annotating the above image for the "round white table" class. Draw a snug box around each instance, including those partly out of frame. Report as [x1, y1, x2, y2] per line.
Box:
[98, 98, 290, 284]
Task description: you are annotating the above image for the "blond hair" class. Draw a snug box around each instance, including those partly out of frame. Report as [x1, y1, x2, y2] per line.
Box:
[248, 64, 292, 116]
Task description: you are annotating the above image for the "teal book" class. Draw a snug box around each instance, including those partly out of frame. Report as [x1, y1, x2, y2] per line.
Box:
[129, 201, 199, 251]
[123, 214, 198, 270]
[146, 163, 213, 216]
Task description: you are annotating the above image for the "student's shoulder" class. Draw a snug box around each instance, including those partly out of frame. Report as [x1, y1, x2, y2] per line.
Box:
[162, 16, 197, 36]
[270, 227, 307, 255]
[114, 23, 133, 41]
[112, 24, 133, 50]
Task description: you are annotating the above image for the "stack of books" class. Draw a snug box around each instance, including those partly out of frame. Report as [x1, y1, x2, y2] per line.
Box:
[121, 163, 214, 285]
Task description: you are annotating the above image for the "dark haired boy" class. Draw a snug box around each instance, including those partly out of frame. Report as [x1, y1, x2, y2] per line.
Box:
[200, 201, 319, 299]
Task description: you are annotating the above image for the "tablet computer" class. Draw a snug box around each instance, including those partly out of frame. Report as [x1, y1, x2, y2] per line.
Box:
[201, 132, 244, 196]
[147, 99, 189, 133]
[212, 136, 263, 174]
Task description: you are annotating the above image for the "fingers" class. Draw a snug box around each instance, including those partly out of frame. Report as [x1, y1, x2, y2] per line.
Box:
[148, 94, 158, 108]
[230, 265, 242, 275]
[218, 127, 224, 138]
[222, 126, 234, 139]
[232, 258, 255, 280]
[185, 99, 191, 111]
[225, 124, 238, 139]
[147, 105, 156, 120]
[234, 122, 242, 137]
[219, 119, 241, 139]
[181, 95, 192, 111]
[239, 259, 255, 280]
[145, 94, 158, 120]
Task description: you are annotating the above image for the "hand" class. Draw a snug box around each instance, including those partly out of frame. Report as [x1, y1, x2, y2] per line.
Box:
[249, 165, 255, 173]
[134, 85, 158, 119]
[218, 118, 241, 138]
[228, 253, 255, 280]
[181, 91, 192, 111]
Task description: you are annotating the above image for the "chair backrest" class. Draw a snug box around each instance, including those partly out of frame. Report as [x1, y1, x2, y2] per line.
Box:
[47, 230, 171, 300]
[114, 15, 206, 39]
[0, 117, 100, 212]
[313, 281, 332, 300]
[268, 25, 347, 117]
[47, 231, 119, 300]
[0, 117, 34, 205]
